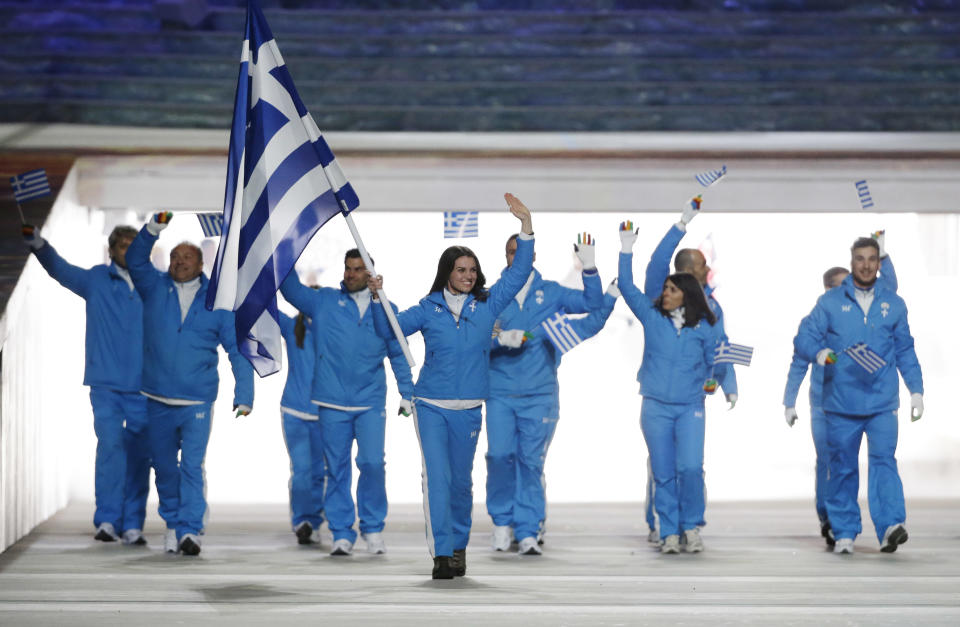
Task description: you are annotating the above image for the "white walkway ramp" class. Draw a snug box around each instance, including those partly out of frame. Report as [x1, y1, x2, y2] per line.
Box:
[1, 500, 958, 626]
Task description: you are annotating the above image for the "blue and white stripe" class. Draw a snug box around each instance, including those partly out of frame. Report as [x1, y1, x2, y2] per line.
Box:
[540, 311, 583, 355]
[10, 168, 51, 203]
[714, 341, 753, 366]
[206, 0, 359, 377]
[443, 211, 479, 238]
[694, 165, 727, 188]
[845, 342, 886, 374]
[196, 213, 224, 238]
[855, 180, 874, 210]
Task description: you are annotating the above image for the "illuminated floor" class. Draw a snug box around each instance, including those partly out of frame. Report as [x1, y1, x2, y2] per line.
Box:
[1, 500, 958, 626]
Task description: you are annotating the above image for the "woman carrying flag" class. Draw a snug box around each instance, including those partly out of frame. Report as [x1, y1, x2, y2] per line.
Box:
[367, 193, 534, 579]
[617, 222, 719, 554]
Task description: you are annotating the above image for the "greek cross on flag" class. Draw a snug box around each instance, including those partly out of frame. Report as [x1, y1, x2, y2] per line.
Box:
[206, 0, 359, 377]
[197, 213, 224, 238]
[845, 342, 886, 374]
[714, 341, 753, 366]
[10, 169, 51, 203]
[855, 180, 874, 210]
[540, 311, 584, 355]
[695, 165, 726, 188]
[444, 211, 479, 238]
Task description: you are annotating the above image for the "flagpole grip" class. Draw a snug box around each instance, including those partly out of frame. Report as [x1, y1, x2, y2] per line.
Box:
[341, 210, 417, 369]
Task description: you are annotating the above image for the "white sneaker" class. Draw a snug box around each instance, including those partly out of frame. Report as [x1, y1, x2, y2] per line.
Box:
[880, 523, 908, 553]
[164, 529, 178, 553]
[362, 532, 387, 555]
[309, 529, 324, 546]
[491, 525, 512, 552]
[683, 528, 704, 553]
[121, 528, 146, 546]
[661, 535, 681, 554]
[94, 522, 119, 542]
[518, 536, 542, 555]
[647, 528, 661, 545]
[330, 538, 353, 556]
[834, 538, 855, 554]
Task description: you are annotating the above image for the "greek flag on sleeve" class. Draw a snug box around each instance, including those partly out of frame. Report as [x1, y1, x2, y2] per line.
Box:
[540, 311, 583, 355]
[444, 211, 479, 238]
[197, 213, 224, 238]
[845, 342, 886, 374]
[206, 0, 359, 377]
[10, 169, 51, 203]
[714, 341, 753, 366]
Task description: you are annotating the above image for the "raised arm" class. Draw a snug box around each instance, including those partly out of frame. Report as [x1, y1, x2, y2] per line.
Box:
[279, 270, 320, 315]
[617, 223, 655, 324]
[127, 222, 165, 299]
[29, 235, 91, 298]
[487, 193, 535, 315]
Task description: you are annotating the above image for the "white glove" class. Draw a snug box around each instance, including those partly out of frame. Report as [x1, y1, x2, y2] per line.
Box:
[679, 196, 702, 226]
[574, 233, 596, 271]
[872, 229, 887, 259]
[785, 407, 798, 427]
[726, 393, 737, 410]
[398, 398, 413, 417]
[497, 329, 527, 349]
[234, 404, 252, 418]
[21, 224, 44, 250]
[816, 348, 837, 366]
[910, 393, 923, 421]
[146, 211, 173, 235]
[619, 222, 638, 253]
[605, 279, 621, 299]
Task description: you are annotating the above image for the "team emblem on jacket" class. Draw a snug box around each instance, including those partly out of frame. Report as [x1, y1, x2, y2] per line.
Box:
[535, 289, 544, 305]
[338, 299, 346, 307]
[435, 306, 443, 313]
[880, 302, 890, 318]
[842, 304, 852, 312]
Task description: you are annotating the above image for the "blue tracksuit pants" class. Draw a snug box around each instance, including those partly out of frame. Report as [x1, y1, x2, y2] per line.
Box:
[485, 394, 559, 542]
[280, 412, 326, 532]
[825, 410, 905, 542]
[317, 406, 387, 543]
[641, 398, 706, 539]
[414, 402, 482, 558]
[147, 399, 213, 539]
[89, 388, 151, 533]
[811, 406, 829, 525]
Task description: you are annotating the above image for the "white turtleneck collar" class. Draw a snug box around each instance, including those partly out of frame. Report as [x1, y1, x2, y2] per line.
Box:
[443, 287, 468, 322]
[348, 287, 371, 319]
[669, 306, 686, 331]
[115, 265, 133, 291]
[175, 276, 202, 323]
[854, 283, 875, 315]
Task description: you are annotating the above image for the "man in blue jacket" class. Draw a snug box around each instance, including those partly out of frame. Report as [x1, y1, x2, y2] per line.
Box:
[281, 249, 414, 556]
[783, 232, 898, 548]
[795, 236, 923, 555]
[127, 213, 254, 557]
[24, 224, 151, 545]
[641, 198, 738, 543]
[485, 235, 605, 555]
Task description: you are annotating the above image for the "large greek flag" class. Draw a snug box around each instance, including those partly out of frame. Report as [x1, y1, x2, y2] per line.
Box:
[206, 0, 359, 376]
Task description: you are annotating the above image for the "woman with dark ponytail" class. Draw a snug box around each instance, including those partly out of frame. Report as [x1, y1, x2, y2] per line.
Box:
[617, 223, 719, 555]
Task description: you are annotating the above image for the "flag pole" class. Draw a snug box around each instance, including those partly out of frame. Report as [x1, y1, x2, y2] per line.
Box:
[341, 206, 416, 368]
[15, 199, 26, 224]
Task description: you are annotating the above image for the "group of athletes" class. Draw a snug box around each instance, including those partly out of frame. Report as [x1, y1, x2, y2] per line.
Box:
[24, 189, 923, 579]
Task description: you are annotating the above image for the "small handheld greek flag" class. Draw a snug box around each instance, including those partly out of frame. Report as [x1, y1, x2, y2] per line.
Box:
[196, 213, 223, 238]
[714, 341, 753, 366]
[845, 342, 886, 374]
[444, 211, 478, 238]
[695, 165, 727, 188]
[10, 169, 51, 203]
[854, 180, 874, 210]
[540, 311, 584, 355]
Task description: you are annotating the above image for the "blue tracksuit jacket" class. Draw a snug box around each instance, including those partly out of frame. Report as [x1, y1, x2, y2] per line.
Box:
[372, 236, 534, 400]
[620, 252, 718, 403]
[127, 227, 253, 406]
[489, 268, 599, 397]
[794, 274, 922, 416]
[280, 277, 414, 407]
[278, 312, 316, 415]
[644, 224, 736, 397]
[33, 242, 143, 393]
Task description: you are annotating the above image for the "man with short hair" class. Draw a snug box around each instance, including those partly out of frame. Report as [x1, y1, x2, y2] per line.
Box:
[795, 236, 922, 554]
[280, 248, 414, 556]
[23, 223, 151, 545]
[127, 213, 254, 557]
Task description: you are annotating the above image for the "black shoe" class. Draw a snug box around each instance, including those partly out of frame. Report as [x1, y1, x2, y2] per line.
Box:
[452, 549, 466, 577]
[179, 536, 201, 556]
[821, 520, 836, 548]
[131, 536, 147, 546]
[432, 556, 455, 579]
[295, 523, 314, 545]
[880, 524, 909, 553]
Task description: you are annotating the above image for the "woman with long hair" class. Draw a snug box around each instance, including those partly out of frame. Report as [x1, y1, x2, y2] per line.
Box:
[368, 193, 534, 579]
[617, 223, 719, 555]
